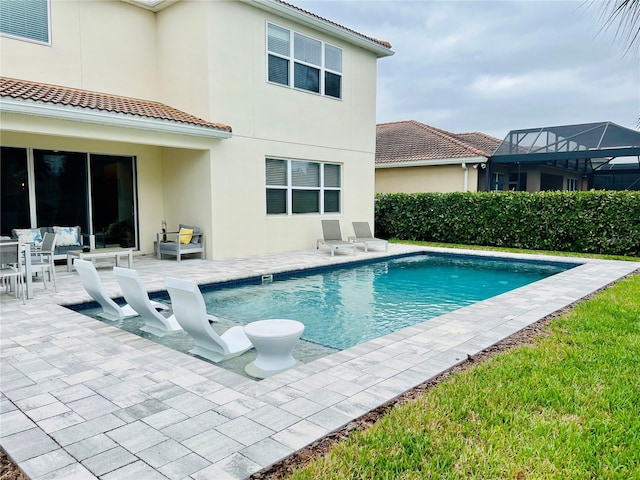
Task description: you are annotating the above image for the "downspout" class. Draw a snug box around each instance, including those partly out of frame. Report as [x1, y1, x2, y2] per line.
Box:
[462, 163, 469, 192]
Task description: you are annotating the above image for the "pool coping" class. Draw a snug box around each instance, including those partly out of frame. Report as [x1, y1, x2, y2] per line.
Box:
[1, 244, 638, 480]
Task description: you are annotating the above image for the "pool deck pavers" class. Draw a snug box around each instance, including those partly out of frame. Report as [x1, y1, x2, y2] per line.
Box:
[1, 244, 638, 479]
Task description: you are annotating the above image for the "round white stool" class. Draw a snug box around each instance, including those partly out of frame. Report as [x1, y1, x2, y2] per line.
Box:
[244, 319, 305, 379]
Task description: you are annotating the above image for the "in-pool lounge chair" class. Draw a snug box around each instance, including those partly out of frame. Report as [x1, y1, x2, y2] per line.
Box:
[165, 277, 253, 362]
[75, 259, 168, 321]
[113, 267, 182, 337]
[349, 222, 388, 252]
[316, 220, 357, 256]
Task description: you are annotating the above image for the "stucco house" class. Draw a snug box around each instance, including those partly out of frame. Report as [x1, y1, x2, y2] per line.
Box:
[375, 120, 500, 193]
[0, 0, 393, 258]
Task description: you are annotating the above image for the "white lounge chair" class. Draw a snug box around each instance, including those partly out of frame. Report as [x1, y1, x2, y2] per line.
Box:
[349, 222, 388, 252]
[74, 259, 168, 321]
[316, 220, 357, 256]
[165, 276, 253, 362]
[113, 267, 182, 337]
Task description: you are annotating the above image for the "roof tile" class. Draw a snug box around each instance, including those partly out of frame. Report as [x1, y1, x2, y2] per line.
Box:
[376, 120, 500, 164]
[0, 77, 232, 133]
[275, 0, 392, 49]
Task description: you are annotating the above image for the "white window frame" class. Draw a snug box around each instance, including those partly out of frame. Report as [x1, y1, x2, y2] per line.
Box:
[266, 158, 341, 215]
[566, 177, 578, 191]
[0, 0, 51, 45]
[266, 22, 342, 99]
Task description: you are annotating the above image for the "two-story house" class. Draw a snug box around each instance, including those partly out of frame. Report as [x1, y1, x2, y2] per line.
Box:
[0, 0, 393, 258]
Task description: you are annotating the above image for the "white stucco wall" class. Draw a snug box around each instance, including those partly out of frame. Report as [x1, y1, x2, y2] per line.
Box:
[0, 0, 159, 99]
[375, 164, 480, 193]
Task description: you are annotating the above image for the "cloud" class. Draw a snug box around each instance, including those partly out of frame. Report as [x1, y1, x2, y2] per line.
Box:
[298, 0, 639, 138]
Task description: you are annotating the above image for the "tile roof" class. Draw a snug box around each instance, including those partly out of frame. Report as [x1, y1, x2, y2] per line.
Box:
[275, 0, 392, 49]
[0, 77, 232, 133]
[376, 120, 501, 164]
[453, 132, 502, 156]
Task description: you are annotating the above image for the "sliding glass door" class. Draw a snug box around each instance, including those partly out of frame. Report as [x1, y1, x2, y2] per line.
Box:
[90, 155, 136, 248]
[34, 150, 89, 231]
[0, 147, 30, 235]
[0, 146, 137, 249]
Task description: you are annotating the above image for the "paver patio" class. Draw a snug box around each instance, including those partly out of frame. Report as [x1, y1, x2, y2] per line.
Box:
[1, 244, 638, 479]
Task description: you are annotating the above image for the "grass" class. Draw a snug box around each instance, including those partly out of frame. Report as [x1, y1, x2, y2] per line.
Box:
[285, 264, 640, 479]
[391, 239, 639, 262]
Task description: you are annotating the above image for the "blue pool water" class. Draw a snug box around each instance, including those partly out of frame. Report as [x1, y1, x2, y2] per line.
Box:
[197, 254, 571, 350]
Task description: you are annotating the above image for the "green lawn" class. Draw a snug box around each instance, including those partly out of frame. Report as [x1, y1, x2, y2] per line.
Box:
[285, 258, 640, 479]
[392, 239, 639, 262]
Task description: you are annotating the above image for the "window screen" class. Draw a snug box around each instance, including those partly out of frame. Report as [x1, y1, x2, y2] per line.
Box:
[0, 0, 50, 43]
[266, 158, 341, 215]
[267, 23, 342, 99]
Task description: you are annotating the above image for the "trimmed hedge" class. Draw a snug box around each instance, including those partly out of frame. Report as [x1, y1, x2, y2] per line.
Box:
[375, 191, 640, 256]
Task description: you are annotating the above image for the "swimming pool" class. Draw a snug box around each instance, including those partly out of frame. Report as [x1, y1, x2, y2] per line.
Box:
[72, 252, 573, 356]
[198, 253, 572, 350]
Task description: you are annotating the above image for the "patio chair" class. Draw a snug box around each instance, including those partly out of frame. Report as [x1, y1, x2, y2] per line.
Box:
[30, 232, 57, 291]
[349, 222, 388, 252]
[113, 267, 182, 337]
[74, 259, 168, 321]
[165, 276, 253, 362]
[0, 241, 25, 304]
[156, 224, 205, 262]
[316, 220, 357, 256]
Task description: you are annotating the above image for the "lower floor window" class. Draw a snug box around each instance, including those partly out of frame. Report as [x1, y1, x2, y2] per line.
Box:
[266, 158, 341, 215]
[493, 172, 505, 192]
[566, 177, 578, 191]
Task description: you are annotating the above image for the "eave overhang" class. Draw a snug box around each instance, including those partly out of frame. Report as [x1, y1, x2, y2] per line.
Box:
[0, 97, 232, 140]
[376, 157, 487, 168]
[246, 0, 394, 58]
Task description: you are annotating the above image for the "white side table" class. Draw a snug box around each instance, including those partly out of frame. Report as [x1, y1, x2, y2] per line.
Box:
[244, 319, 304, 379]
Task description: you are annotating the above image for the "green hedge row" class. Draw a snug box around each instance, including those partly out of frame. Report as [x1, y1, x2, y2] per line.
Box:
[375, 191, 640, 256]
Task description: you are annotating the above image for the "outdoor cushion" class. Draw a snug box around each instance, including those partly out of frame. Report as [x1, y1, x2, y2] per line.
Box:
[179, 227, 193, 244]
[158, 242, 202, 252]
[53, 226, 81, 246]
[13, 228, 43, 246]
[178, 224, 201, 244]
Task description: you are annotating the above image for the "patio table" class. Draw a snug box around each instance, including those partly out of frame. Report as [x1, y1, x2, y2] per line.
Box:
[67, 247, 133, 271]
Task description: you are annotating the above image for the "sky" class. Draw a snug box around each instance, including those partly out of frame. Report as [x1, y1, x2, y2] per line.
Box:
[297, 0, 640, 140]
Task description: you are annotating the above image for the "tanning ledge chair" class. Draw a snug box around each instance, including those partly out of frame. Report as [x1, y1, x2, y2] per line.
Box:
[316, 220, 357, 256]
[113, 267, 182, 337]
[30, 232, 58, 291]
[165, 277, 253, 363]
[75, 259, 169, 321]
[349, 222, 389, 252]
[157, 224, 205, 262]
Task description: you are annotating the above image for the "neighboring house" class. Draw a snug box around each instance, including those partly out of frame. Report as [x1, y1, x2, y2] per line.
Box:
[0, 0, 393, 258]
[375, 120, 500, 193]
[376, 120, 640, 194]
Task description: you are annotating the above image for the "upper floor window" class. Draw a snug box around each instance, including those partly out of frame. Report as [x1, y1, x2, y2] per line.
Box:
[0, 0, 50, 44]
[266, 158, 341, 215]
[267, 23, 342, 99]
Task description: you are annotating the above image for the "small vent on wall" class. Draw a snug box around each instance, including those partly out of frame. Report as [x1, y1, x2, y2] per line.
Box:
[261, 274, 274, 284]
